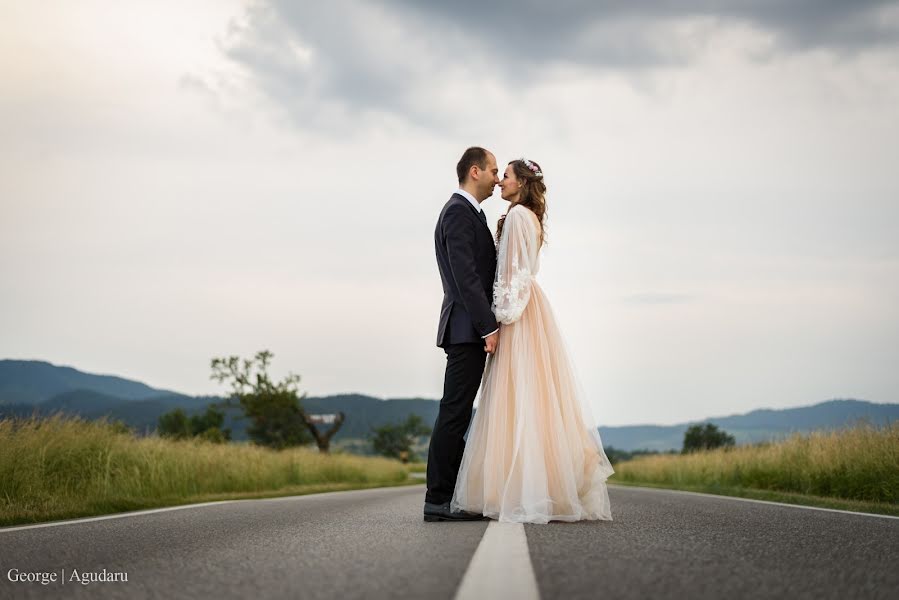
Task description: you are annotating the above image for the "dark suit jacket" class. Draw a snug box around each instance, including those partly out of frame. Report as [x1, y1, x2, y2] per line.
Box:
[435, 193, 499, 347]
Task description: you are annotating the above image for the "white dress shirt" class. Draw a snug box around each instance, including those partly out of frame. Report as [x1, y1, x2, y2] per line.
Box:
[454, 188, 482, 213]
[453, 188, 498, 339]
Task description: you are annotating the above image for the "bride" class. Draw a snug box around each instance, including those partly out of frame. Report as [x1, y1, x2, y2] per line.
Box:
[449, 158, 615, 524]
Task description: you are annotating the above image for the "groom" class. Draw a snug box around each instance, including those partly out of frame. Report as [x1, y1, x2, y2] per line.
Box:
[424, 146, 500, 522]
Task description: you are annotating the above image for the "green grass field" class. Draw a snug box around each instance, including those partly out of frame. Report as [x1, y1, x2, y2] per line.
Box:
[4, 415, 895, 525]
[611, 421, 899, 516]
[0, 415, 417, 527]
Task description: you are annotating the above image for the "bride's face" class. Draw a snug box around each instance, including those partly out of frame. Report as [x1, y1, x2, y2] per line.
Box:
[499, 165, 522, 202]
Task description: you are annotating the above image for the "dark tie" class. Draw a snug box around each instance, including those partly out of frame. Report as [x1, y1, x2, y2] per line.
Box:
[477, 209, 488, 228]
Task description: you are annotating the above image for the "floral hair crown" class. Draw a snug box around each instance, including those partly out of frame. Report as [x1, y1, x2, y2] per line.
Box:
[519, 157, 543, 178]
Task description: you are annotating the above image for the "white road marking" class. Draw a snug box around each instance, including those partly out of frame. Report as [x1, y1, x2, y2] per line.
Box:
[0, 485, 422, 533]
[455, 521, 540, 600]
[611, 483, 899, 520]
[0, 500, 242, 533]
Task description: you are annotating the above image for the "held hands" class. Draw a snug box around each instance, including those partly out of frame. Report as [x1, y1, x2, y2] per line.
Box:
[484, 331, 499, 354]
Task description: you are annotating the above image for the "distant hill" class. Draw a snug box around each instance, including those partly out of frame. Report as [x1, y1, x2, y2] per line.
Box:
[0, 388, 221, 434]
[0, 360, 440, 441]
[1, 359, 896, 451]
[42, 389, 213, 432]
[302, 394, 439, 440]
[599, 399, 899, 451]
[0, 359, 179, 405]
[0, 392, 439, 442]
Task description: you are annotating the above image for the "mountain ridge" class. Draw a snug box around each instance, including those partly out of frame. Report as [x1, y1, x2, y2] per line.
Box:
[1, 359, 895, 450]
[0, 359, 180, 405]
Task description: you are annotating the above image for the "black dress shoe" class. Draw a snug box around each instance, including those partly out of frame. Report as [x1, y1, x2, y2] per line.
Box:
[423, 501, 488, 522]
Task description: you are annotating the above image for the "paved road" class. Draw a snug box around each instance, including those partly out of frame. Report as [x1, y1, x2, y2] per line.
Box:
[0, 484, 896, 599]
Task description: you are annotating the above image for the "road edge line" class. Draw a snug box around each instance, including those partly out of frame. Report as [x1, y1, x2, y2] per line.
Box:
[609, 483, 899, 520]
[0, 484, 426, 533]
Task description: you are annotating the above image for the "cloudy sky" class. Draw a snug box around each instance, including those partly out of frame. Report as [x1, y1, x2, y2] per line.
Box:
[2, 0, 897, 426]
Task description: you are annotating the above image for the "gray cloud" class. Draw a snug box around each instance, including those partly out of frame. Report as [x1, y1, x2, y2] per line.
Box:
[713, 0, 899, 50]
[389, 1, 899, 55]
[218, 0, 455, 132]
[217, 0, 899, 130]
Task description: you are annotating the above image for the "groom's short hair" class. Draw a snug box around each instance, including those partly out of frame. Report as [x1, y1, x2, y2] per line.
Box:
[456, 147, 489, 184]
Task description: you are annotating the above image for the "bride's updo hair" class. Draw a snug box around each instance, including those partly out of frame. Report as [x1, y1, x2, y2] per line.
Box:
[497, 158, 547, 246]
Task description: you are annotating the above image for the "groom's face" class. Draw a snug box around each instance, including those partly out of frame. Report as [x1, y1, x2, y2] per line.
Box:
[474, 153, 500, 201]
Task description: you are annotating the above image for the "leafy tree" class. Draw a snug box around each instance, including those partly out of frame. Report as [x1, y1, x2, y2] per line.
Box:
[158, 408, 191, 440]
[210, 350, 312, 450]
[682, 423, 736, 453]
[189, 405, 230, 440]
[371, 414, 432, 462]
[157, 405, 231, 443]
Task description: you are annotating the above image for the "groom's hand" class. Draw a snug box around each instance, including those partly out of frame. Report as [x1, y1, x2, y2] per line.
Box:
[484, 332, 498, 354]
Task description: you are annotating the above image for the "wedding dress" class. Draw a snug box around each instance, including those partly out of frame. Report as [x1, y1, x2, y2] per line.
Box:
[450, 203, 615, 523]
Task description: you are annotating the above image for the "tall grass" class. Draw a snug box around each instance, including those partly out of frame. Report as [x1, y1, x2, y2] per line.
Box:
[0, 415, 411, 526]
[613, 421, 898, 505]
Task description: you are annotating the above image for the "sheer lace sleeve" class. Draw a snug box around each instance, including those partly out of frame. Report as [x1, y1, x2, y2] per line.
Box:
[492, 206, 538, 324]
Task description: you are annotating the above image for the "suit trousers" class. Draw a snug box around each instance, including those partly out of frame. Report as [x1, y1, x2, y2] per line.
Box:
[425, 342, 488, 505]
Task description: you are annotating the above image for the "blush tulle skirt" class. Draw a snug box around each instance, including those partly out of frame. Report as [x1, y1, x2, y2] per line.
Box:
[450, 281, 615, 523]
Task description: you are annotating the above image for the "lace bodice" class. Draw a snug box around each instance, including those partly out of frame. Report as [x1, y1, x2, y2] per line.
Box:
[492, 204, 542, 324]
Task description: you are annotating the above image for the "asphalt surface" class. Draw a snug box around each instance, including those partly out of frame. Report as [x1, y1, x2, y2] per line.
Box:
[0, 484, 896, 600]
[527, 485, 898, 600]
